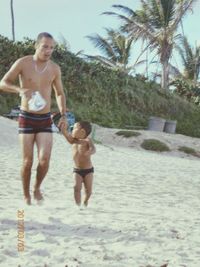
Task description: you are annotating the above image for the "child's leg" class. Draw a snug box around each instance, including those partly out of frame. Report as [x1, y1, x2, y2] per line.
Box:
[73, 173, 83, 206]
[83, 173, 93, 206]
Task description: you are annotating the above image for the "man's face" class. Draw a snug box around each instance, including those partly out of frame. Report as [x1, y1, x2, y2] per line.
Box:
[35, 37, 55, 61]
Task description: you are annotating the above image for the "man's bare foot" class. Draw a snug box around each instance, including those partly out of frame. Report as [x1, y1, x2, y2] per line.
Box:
[24, 196, 31, 205]
[33, 189, 44, 202]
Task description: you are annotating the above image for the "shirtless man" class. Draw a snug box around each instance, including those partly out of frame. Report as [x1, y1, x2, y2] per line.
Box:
[61, 121, 96, 206]
[0, 32, 67, 205]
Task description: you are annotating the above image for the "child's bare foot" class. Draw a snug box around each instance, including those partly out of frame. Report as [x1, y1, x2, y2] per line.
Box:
[24, 196, 31, 205]
[83, 200, 88, 207]
[33, 189, 44, 202]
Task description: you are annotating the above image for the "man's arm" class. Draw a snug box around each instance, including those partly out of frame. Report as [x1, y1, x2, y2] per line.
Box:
[52, 65, 67, 116]
[52, 64, 67, 128]
[0, 59, 23, 94]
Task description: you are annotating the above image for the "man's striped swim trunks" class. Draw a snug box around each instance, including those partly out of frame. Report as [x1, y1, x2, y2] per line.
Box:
[18, 110, 52, 134]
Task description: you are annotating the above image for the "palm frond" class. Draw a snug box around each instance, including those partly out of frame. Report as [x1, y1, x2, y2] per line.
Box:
[86, 34, 117, 61]
[102, 11, 133, 26]
[170, 0, 197, 32]
[86, 28, 136, 71]
[85, 55, 117, 68]
[175, 36, 200, 80]
[168, 62, 182, 76]
[112, 5, 136, 17]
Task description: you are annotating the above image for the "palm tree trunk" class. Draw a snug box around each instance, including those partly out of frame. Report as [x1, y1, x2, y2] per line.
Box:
[10, 0, 15, 41]
[161, 60, 169, 90]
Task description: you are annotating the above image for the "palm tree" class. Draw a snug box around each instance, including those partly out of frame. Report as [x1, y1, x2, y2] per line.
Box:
[170, 37, 200, 103]
[10, 0, 15, 41]
[86, 28, 145, 74]
[176, 37, 200, 83]
[103, 0, 197, 89]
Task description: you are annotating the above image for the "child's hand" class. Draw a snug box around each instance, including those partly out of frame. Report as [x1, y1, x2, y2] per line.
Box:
[60, 123, 67, 134]
[84, 150, 92, 156]
[85, 139, 96, 155]
[84, 145, 95, 156]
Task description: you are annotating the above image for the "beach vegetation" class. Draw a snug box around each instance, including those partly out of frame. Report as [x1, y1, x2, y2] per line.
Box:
[86, 28, 145, 75]
[115, 130, 141, 138]
[175, 36, 200, 84]
[170, 36, 200, 105]
[178, 146, 197, 155]
[103, 0, 197, 90]
[1, 35, 200, 138]
[141, 139, 170, 152]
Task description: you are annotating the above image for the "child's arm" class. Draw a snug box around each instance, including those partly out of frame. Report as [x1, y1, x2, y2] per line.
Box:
[61, 124, 77, 144]
[61, 125, 89, 146]
[60, 125, 96, 152]
[85, 138, 96, 155]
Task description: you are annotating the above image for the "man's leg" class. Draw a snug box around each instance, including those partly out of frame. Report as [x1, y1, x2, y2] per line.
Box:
[19, 134, 35, 205]
[34, 132, 53, 201]
[83, 173, 93, 206]
[73, 173, 83, 206]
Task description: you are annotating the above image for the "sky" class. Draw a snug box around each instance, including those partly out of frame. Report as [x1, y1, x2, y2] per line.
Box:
[0, 0, 200, 74]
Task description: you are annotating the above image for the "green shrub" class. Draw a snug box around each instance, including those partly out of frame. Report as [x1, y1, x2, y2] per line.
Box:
[178, 146, 196, 155]
[1, 35, 200, 138]
[115, 130, 141, 138]
[141, 139, 170, 152]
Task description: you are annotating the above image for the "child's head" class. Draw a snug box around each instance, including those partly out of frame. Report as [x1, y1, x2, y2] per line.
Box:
[72, 121, 92, 139]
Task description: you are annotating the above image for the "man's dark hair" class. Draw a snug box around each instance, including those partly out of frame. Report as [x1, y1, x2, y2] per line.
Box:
[36, 32, 53, 44]
[78, 121, 92, 137]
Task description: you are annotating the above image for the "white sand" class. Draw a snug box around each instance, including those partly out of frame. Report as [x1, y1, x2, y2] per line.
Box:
[0, 116, 200, 267]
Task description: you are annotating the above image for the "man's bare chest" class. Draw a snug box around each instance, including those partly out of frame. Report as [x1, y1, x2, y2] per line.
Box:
[20, 67, 54, 88]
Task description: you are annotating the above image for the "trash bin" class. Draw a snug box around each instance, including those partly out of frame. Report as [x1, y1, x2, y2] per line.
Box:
[164, 120, 177, 134]
[148, 116, 166, 132]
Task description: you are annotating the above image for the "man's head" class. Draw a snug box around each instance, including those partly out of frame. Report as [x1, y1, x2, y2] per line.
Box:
[34, 32, 56, 61]
[72, 121, 92, 139]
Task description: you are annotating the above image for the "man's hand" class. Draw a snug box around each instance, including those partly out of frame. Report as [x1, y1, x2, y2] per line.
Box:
[58, 114, 68, 130]
[19, 88, 34, 100]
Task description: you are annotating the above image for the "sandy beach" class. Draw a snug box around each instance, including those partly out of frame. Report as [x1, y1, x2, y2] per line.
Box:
[0, 116, 200, 267]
